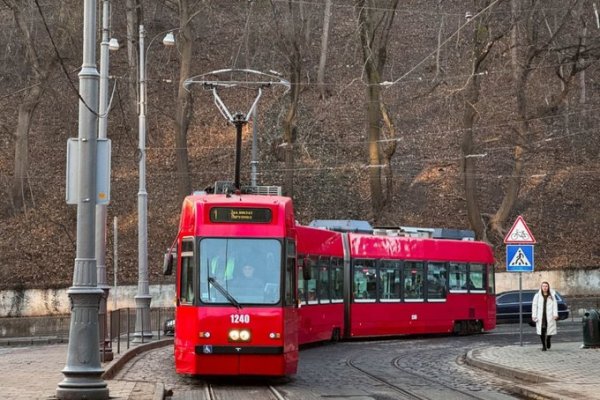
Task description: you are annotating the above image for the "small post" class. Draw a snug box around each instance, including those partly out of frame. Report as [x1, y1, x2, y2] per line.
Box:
[113, 216, 118, 311]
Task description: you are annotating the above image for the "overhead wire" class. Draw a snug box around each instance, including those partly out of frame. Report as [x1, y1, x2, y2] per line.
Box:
[33, 0, 99, 117]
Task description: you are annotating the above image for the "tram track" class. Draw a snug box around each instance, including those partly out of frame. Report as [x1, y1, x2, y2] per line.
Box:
[170, 382, 287, 400]
[391, 355, 492, 400]
[346, 357, 429, 400]
[345, 349, 504, 400]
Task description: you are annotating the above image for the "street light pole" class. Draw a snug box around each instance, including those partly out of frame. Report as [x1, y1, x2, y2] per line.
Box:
[134, 24, 152, 341]
[56, 0, 108, 398]
[96, 0, 115, 362]
[134, 25, 177, 342]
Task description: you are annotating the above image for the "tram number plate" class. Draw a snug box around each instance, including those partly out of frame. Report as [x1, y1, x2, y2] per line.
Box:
[231, 314, 250, 324]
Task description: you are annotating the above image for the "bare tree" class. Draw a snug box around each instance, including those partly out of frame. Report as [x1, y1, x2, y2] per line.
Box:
[270, 0, 312, 198]
[457, 0, 598, 241]
[488, 0, 592, 238]
[173, 0, 195, 198]
[354, 0, 399, 223]
[317, 0, 332, 100]
[460, 2, 508, 241]
[4, 0, 75, 214]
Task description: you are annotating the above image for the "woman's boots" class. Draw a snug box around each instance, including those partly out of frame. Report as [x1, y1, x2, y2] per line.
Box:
[540, 335, 552, 351]
[540, 335, 547, 351]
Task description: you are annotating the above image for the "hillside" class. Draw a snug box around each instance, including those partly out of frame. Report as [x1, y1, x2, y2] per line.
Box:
[0, 1, 599, 291]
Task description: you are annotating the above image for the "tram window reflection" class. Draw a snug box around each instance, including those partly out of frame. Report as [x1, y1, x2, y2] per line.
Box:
[426, 262, 447, 301]
[403, 262, 424, 301]
[331, 258, 344, 302]
[353, 260, 377, 302]
[379, 260, 401, 302]
[468, 263, 486, 292]
[449, 262, 467, 292]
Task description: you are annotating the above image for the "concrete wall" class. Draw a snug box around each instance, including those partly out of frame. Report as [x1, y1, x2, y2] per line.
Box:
[0, 284, 176, 317]
[495, 269, 600, 295]
[0, 269, 599, 317]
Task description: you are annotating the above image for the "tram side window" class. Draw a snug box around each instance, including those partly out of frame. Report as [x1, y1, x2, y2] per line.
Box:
[308, 256, 319, 304]
[449, 262, 468, 291]
[353, 260, 377, 302]
[468, 263, 486, 292]
[318, 258, 330, 303]
[180, 238, 194, 304]
[331, 258, 344, 302]
[379, 260, 402, 301]
[297, 257, 307, 304]
[427, 262, 447, 300]
[284, 239, 296, 306]
[403, 262, 424, 301]
[487, 264, 495, 294]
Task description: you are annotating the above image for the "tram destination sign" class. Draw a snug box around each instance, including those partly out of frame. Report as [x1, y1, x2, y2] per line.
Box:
[210, 207, 272, 223]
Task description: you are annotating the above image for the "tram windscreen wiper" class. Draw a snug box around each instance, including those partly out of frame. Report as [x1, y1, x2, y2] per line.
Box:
[208, 276, 242, 309]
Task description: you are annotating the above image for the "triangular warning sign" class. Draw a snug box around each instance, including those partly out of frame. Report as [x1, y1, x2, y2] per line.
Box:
[508, 248, 532, 267]
[504, 215, 536, 244]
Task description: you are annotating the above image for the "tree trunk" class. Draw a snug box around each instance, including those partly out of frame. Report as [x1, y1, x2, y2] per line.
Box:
[490, 68, 527, 237]
[283, 43, 301, 198]
[317, 0, 332, 100]
[11, 98, 39, 211]
[175, 0, 193, 198]
[7, 1, 54, 213]
[461, 80, 486, 241]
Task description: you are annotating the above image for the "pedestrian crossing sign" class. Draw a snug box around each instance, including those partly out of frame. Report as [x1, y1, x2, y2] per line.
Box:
[506, 245, 534, 272]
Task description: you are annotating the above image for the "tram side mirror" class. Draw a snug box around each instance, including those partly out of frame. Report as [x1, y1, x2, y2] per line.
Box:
[163, 251, 175, 276]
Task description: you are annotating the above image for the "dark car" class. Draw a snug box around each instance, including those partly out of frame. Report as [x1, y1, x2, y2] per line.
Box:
[163, 318, 175, 336]
[496, 290, 570, 324]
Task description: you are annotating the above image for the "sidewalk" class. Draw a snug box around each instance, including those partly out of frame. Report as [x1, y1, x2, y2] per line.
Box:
[466, 341, 600, 400]
[0, 338, 172, 400]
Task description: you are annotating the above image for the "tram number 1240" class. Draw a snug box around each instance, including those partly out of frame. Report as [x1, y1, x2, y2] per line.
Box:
[231, 314, 251, 324]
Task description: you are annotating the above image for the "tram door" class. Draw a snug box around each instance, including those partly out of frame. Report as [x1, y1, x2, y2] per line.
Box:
[282, 238, 299, 373]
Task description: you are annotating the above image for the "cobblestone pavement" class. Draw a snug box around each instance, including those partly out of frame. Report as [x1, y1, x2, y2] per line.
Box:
[2, 338, 599, 399]
[0, 343, 163, 400]
[466, 341, 600, 400]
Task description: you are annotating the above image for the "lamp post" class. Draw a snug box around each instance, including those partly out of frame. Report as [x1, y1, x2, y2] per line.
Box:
[96, 0, 119, 362]
[56, 0, 108, 398]
[134, 25, 176, 342]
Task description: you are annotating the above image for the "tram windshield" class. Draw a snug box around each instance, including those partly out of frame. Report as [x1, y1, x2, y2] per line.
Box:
[199, 238, 282, 305]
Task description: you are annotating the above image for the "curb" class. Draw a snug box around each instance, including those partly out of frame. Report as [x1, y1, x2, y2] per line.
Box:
[102, 338, 173, 380]
[464, 348, 553, 384]
[0, 336, 68, 347]
[464, 348, 572, 400]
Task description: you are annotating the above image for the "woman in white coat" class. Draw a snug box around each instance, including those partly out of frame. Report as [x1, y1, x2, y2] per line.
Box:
[531, 281, 559, 351]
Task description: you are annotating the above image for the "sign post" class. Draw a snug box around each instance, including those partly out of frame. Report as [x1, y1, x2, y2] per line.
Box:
[504, 216, 536, 346]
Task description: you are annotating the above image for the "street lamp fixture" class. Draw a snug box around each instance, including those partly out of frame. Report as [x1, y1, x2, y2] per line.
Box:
[108, 37, 120, 51]
[162, 31, 176, 47]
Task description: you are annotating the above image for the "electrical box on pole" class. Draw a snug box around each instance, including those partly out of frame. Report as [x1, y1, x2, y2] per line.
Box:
[66, 138, 111, 205]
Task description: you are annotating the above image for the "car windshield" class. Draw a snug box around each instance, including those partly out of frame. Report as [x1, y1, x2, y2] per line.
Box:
[199, 238, 281, 305]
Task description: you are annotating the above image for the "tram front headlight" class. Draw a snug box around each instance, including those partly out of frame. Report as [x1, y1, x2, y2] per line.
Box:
[239, 329, 251, 341]
[228, 329, 240, 341]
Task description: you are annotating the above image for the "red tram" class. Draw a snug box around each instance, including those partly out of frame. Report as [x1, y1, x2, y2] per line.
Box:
[164, 191, 496, 376]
